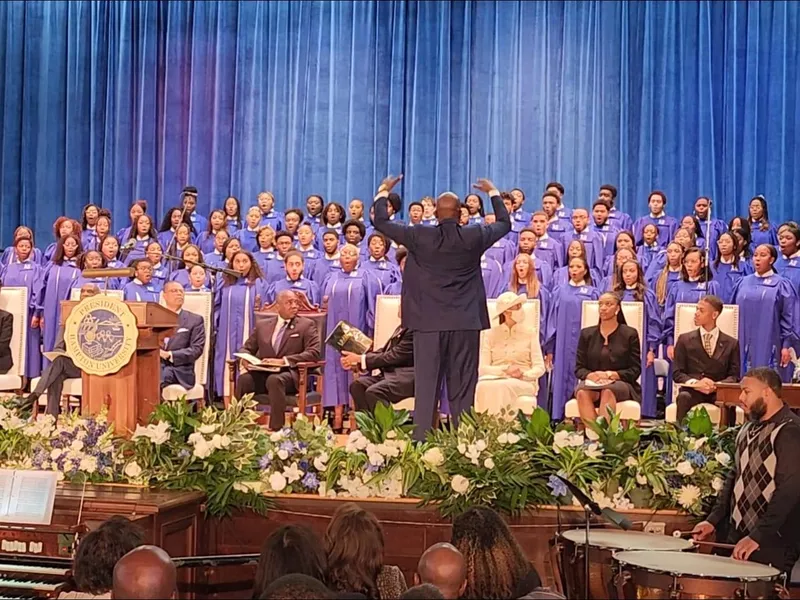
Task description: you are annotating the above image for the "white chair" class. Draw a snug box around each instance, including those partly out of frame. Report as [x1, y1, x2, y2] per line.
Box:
[0, 287, 28, 392]
[665, 302, 742, 424]
[161, 292, 213, 405]
[69, 288, 124, 301]
[564, 301, 644, 421]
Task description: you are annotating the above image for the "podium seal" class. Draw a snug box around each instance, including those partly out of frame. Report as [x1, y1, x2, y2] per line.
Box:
[65, 296, 139, 376]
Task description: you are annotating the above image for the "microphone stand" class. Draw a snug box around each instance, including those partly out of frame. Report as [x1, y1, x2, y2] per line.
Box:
[704, 200, 713, 282]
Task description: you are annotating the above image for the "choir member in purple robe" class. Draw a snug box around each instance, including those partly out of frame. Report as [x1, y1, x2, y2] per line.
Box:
[542, 193, 569, 243]
[481, 255, 504, 299]
[384, 247, 406, 295]
[2, 227, 43, 267]
[204, 230, 230, 269]
[692, 196, 726, 254]
[598, 184, 633, 232]
[636, 225, 662, 273]
[268, 251, 321, 305]
[312, 230, 341, 284]
[305, 194, 324, 232]
[633, 191, 678, 249]
[729, 219, 753, 263]
[85, 214, 113, 253]
[98, 236, 126, 289]
[776, 223, 800, 294]
[420, 197, 438, 227]
[545, 256, 601, 419]
[196, 209, 227, 254]
[483, 233, 515, 266]
[680, 215, 708, 257]
[546, 181, 572, 224]
[263, 232, 296, 283]
[144, 242, 170, 292]
[604, 230, 637, 277]
[322, 244, 379, 408]
[235, 207, 263, 253]
[732, 244, 799, 382]
[223, 196, 242, 233]
[648, 241, 684, 308]
[283, 208, 304, 241]
[553, 240, 602, 288]
[599, 248, 637, 292]
[509, 188, 532, 234]
[748, 196, 778, 252]
[711, 232, 752, 303]
[529, 214, 564, 269]
[186, 265, 212, 293]
[44, 218, 82, 263]
[80, 204, 102, 250]
[296, 224, 322, 266]
[121, 214, 159, 266]
[162, 223, 195, 270]
[360, 233, 400, 291]
[257, 191, 284, 231]
[565, 208, 606, 274]
[170, 245, 209, 290]
[343, 220, 366, 256]
[214, 251, 269, 397]
[316, 202, 346, 248]
[464, 194, 485, 225]
[251, 226, 277, 273]
[181, 186, 207, 233]
[115, 200, 148, 241]
[0, 237, 44, 378]
[123, 259, 161, 302]
[613, 260, 662, 416]
[590, 200, 619, 260]
[38, 234, 82, 368]
[71, 250, 112, 293]
[644, 227, 696, 282]
[502, 231, 554, 290]
[407, 202, 424, 227]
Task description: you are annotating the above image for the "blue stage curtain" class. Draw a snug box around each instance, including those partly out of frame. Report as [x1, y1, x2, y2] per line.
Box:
[0, 1, 798, 245]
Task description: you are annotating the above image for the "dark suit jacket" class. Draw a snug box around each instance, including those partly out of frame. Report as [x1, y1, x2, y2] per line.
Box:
[575, 324, 642, 394]
[240, 315, 320, 371]
[373, 193, 511, 332]
[673, 329, 740, 394]
[365, 327, 414, 382]
[163, 310, 206, 389]
[0, 310, 12, 374]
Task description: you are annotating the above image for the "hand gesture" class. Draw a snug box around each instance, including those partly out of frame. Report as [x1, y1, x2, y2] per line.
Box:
[691, 520, 715, 541]
[379, 174, 404, 193]
[472, 178, 496, 194]
[340, 351, 361, 371]
[732, 535, 760, 561]
[667, 345, 675, 360]
[646, 350, 655, 367]
[159, 350, 171, 362]
[30, 316, 40, 329]
[505, 366, 523, 379]
[698, 377, 716, 395]
[545, 354, 553, 371]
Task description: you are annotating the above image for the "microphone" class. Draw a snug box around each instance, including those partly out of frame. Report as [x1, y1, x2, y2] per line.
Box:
[554, 474, 632, 530]
[119, 238, 137, 263]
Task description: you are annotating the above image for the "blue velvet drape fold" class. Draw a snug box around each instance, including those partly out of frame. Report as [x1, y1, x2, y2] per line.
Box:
[0, 1, 798, 244]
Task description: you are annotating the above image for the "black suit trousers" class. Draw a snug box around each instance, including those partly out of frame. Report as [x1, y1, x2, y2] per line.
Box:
[350, 374, 415, 414]
[34, 356, 81, 416]
[236, 370, 297, 430]
[412, 330, 479, 442]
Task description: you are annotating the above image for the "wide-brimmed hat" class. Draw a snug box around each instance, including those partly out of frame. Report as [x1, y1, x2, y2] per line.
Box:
[494, 292, 526, 318]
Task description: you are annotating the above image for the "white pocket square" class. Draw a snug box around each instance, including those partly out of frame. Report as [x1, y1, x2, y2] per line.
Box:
[289, 333, 300, 338]
[177, 328, 189, 333]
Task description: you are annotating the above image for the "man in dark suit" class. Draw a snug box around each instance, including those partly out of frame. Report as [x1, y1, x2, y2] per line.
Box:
[0, 288, 13, 375]
[26, 284, 100, 415]
[372, 175, 511, 440]
[673, 294, 740, 421]
[235, 290, 320, 430]
[160, 282, 206, 391]
[342, 320, 414, 414]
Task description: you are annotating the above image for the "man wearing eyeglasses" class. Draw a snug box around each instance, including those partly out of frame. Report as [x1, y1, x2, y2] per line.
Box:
[160, 281, 205, 391]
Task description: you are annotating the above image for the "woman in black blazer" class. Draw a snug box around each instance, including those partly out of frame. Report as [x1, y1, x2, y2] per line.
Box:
[574, 292, 641, 422]
[0, 283, 13, 375]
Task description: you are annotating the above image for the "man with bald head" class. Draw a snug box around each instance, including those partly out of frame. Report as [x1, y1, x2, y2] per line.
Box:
[26, 284, 100, 415]
[372, 175, 510, 440]
[112, 545, 176, 599]
[414, 542, 467, 599]
[160, 281, 205, 392]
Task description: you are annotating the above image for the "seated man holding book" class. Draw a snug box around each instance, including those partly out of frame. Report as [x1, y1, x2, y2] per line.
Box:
[235, 290, 320, 430]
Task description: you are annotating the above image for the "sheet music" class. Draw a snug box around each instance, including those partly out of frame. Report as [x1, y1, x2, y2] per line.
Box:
[0, 470, 57, 525]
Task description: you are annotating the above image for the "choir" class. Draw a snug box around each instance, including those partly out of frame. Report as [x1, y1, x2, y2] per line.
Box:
[2, 183, 800, 419]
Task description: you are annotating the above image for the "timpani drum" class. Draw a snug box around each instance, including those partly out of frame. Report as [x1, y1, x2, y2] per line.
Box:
[556, 529, 695, 599]
[613, 550, 783, 599]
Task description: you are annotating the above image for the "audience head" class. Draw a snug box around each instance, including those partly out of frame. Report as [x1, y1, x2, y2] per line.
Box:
[740, 367, 783, 422]
[436, 192, 460, 221]
[325, 503, 385, 598]
[112, 545, 176, 599]
[415, 543, 466, 600]
[74, 516, 144, 596]
[259, 574, 333, 600]
[252, 525, 327, 600]
[694, 295, 722, 329]
[401, 584, 444, 600]
[451, 506, 539, 600]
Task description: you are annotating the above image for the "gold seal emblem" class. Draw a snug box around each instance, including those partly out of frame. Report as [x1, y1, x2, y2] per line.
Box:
[64, 295, 139, 376]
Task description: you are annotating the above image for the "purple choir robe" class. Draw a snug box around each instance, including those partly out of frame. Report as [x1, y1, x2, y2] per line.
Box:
[776, 255, 800, 297]
[695, 215, 726, 257]
[732, 273, 799, 382]
[483, 238, 515, 265]
[225, 217, 242, 233]
[420, 217, 438, 227]
[81, 228, 98, 251]
[608, 208, 633, 232]
[263, 258, 288, 283]
[633, 215, 679, 248]
[259, 211, 284, 231]
[315, 224, 344, 249]
[556, 206, 572, 223]
[234, 228, 260, 253]
[253, 249, 278, 274]
[203, 250, 225, 269]
[43, 242, 58, 263]
[619, 288, 662, 417]
[170, 269, 211, 290]
[297, 246, 322, 266]
[552, 266, 603, 290]
[2, 247, 43, 267]
[311, 255, 340, 284]
[546, 219, 569, 246]
[712, 260, 753, 304]
[360, 257, 400, 291]
[511, 208, 531, 229]
[195, 231, 219, 254]
[121, 237, 158, 266]
[1, 259, 43, 378]
[384, 279, 402, 295]
[502, 258, 554, 291]
[322, 269, 378, 406]
[305, 214, 323, 234]
[115, 226, 132, 241]
[637, 245, 662, 275]
[749, 221, 778, 253]
[188, 212, 208, 233]
[214, 278, 270, 396]
[467, 214, 484, 225]
[591, 222, 619, 261]
[533, 237, 564, 269]
[480, 257, 504, 299]
[123, 280, 161, 303]
[645, 268, 681, 306]
[268, 276, 321, 305]
[563, 230, 605, 274]
[545, 283, 601, 418]
[38, 260, 79, 368]
[158, 230, 194, 253]
[149, 263, 170, 292]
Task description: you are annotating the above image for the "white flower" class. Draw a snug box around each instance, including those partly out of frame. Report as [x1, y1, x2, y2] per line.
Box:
[192, 439, 213, 459]
[676, 461, 695, 476]
[625, 456, 638, 468]
[283, 463, 303, 484]
[211, 434, 231, 449]
[457, 443, 467, 455]
[269, 431, 284, 442]
[367, 452, 385, 467]
[475, 439, 487, 452]
[233, 482, 248, 493]
[569, 433, 585, 447]
[269, 472, 287, 492]
[585, 443, 603, 459]
[693, 437, 707, 450]
[277, 449, 289, 461]
[465, 444, 481, 464]
[636, 473, 647, 486]
[132, 424, 151, 441]
[317, 482, 328, 497]
[422, 448, 444, 468]
[585, 427, 600, 441]
[450, 475, 469, 495]
[711, 477, 724, 492]
[497, 433, 509, 445]
[677, 485, 701, 509]
[386, 430, 397, 439]
[124, 461, 142, 479]
[79, 456, 98, 474]
[483, 458, 495, 469]
[50, 448, 63, 460]
[70, 440, 84, 452]
[345, 430, 368, 453]
[715, 452, 731, 466]
[149, 422, 171, 445]
[314, 452, 330, 472]
[506, 433, 520, 444]
[199, 423, 218, 435]
[187, 432, 204, 445]
[553, 430, 584, 453]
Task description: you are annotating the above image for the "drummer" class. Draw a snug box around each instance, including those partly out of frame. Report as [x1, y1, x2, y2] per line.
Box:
[692, 367, 800, 573]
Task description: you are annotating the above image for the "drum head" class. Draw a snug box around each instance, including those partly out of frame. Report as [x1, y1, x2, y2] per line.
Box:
[561, 529, 694, 551]
[614, 550, 780, 581]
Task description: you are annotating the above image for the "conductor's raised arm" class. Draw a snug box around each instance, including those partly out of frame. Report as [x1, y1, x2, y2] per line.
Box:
[372, 174, 412, 249]
[473, 178, 511, 251]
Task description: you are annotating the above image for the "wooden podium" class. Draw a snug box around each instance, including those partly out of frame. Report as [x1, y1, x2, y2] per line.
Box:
[60, 301, 178, 435]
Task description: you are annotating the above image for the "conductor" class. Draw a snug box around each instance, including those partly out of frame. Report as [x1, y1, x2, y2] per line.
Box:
[373, 175, 511, 440]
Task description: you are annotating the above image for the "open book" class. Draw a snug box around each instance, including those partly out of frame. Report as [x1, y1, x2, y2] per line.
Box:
[0, 470, 58, 525]
[233, 353, 283, 372]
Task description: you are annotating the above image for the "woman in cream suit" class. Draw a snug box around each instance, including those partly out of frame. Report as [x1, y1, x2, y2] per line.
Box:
[475, 292, 545, 414]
